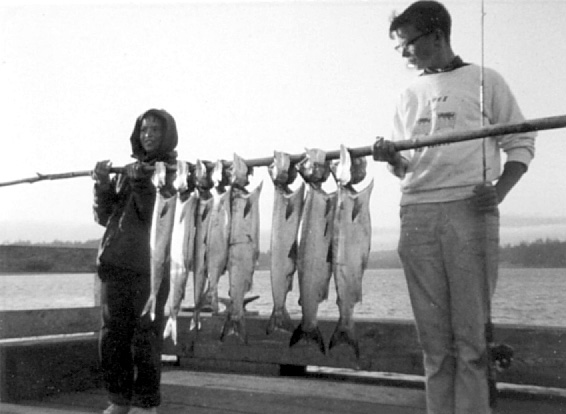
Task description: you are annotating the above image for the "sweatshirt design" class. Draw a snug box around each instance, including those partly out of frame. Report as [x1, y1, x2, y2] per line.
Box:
[391, 64, 535, 205]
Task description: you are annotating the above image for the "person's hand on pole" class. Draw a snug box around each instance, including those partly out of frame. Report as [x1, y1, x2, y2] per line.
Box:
[373, 137, 408, 178]
[92, 160, 112, 186]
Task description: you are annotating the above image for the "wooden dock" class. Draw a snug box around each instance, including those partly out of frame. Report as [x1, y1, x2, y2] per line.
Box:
[1, 304, 565, 413]
[2, 368, 566, 413]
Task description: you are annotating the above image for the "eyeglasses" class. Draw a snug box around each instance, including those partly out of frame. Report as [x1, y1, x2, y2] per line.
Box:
[394, 31, 434, 54]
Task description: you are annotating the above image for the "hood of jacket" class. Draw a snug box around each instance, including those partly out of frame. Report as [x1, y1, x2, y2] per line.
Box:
[130, 108, 178, 164]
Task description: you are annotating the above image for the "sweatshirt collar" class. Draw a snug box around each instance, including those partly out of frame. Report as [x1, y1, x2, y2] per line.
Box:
[422, 56, 467, 75]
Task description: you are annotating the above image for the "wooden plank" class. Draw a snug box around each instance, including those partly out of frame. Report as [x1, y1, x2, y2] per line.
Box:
[496, 325, 566, 387]
[0, 335, 101, 402]
[163, 313, 566, 389]
[9, 370, 566, 414]
[163, 315, 423, 372]
[0, 307, 101, 339]
[0, 403, 90, 414]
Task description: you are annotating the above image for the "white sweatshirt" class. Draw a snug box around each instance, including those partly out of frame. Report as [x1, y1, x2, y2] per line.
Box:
[391, 63, 535, 206]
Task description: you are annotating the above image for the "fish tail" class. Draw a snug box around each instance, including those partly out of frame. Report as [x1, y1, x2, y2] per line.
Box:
[328, 325, 360, 359]
[207, 288, 220, 315]
[190, 286, 210, 330]
[289, 323, 326, 355]
[163, 316, 178, 345]
[141, 294, 157, 321]
[189, 310, 201, 331]
[164, 317, 173, 338]
[266, 307, 294, 335]
[220, 314, 248, 344]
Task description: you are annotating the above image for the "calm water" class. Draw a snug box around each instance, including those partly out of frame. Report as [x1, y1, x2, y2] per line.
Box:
[1, 268, 564, 327]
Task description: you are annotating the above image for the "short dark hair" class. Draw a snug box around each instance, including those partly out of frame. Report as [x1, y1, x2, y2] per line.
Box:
[389, 1, 452, 43]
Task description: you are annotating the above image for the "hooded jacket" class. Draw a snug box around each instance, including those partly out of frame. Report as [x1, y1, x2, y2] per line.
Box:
[94, 109, 178, 275]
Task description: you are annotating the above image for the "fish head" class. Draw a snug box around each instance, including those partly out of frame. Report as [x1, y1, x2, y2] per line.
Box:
[212, 159, 231, 190]
[152, 161, 167, 188]
[286, 163, 298, 184]
[229, 153, 251, 187]
[195, 159, 213, 190]
[173, 160, 190, 193]
[295, 156, 312, 180]
[185, 162, 197, 193]
[269, 151, 297, 186]
[312, 161, 331, 183]
[211, 160, 223, 185]
[350, 155, 367, 185]
[332, 145, 352, 186]
[296, 148, 330, 184]
[152, 161, 177, 197]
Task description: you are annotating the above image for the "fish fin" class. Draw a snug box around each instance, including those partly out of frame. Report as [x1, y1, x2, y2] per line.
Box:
[243, 295, 260, 311]
[163, 318, 172, 337]
[287, 240, 298, 262]
[218, 296, 232, 314]
[141, 295, 157, 321]
[326, 243, 333, 264]
[160, 202, 170, 219]
[352, 198, 362, 222]
[220, 315, 248, 344]
[201, 203, 210, 221]
[266, 308, 294, 335]
[324, 197, 334, 217]
[329, 326, 360, 360]
[289, 324, 326, 355]
[189, 312, 202, 331]
[243, 198, 253, 218]
[285, 200, 294, 220]
[178, 205, 186, 223]
[163, 317, 178, 345]
[206, 288, 220, 315]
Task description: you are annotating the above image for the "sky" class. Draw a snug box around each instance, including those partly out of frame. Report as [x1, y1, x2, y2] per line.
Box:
[1, 0, 565, 251]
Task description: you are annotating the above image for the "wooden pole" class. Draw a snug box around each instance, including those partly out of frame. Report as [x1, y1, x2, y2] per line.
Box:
[393, 114, 566, 151]
[256, 114, 566, 164]
[1, 115, 565, 188]
[0, 171, 94, 188]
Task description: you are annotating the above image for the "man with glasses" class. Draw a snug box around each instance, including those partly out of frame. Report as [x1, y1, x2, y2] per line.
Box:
[372, 1, 535, 413]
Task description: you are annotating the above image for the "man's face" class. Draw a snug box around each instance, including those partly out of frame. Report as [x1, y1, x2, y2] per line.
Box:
[393, 24, 436, 70]
[140, 115, 164, 154]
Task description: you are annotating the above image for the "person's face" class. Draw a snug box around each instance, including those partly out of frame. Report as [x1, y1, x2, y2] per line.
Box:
[140, 115, 164, 154]
[393, 24, 437, 70]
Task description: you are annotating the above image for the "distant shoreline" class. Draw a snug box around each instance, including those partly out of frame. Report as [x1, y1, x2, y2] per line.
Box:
[1, 239, 565, 272]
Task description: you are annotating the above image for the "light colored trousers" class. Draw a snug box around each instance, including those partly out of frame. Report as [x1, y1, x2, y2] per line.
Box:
[398, 199, 499, 414]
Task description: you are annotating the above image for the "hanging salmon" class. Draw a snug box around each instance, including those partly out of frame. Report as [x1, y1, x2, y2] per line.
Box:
[290, 149, 336, 354]
[221, 154, 262, 344]
[164, 161, 198, 344]
[205, 160, 232, 314]
[329, 145, 373, 359]
[142, 161, 177, 321]
[267, 151, 305, 335]
[190, 159, 214, 331]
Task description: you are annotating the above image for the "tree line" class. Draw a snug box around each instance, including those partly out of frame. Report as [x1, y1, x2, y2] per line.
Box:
[260, 238, 566, 269]
[499, 238, 566, 268]
[3, 238, 565, 269]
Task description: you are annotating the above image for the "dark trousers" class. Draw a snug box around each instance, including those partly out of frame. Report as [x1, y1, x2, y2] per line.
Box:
[98, 264, 169, 408]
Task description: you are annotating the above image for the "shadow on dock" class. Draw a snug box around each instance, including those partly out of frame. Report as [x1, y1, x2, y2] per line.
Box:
[3, 366, 566, 414]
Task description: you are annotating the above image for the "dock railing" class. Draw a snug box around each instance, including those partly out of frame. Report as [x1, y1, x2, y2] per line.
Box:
[0, 305, 101, 402]
[1, 273, 565, 403]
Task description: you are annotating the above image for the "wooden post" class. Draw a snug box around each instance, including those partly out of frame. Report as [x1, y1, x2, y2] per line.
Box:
[93, 273, 101, 306]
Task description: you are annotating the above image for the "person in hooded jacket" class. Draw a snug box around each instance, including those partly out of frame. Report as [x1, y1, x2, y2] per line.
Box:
[92, 108, 178, 414]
